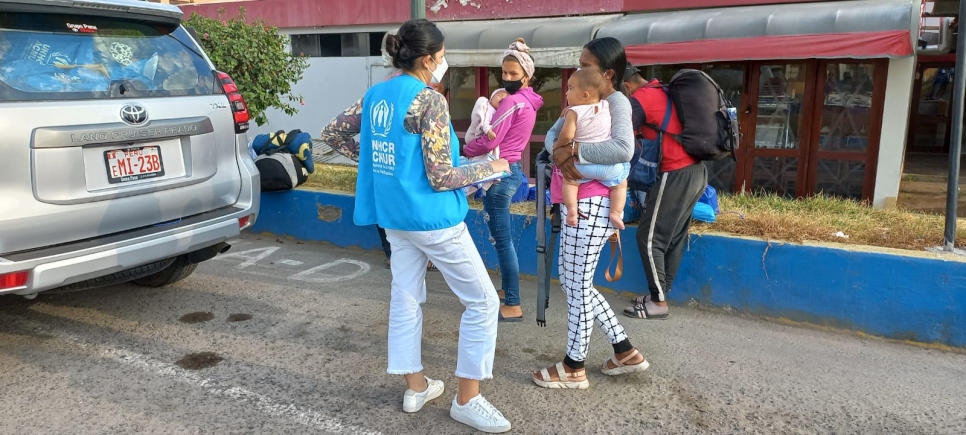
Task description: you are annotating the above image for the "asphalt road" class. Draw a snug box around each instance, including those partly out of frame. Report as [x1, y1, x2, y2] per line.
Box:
[1, 233, 964, 434]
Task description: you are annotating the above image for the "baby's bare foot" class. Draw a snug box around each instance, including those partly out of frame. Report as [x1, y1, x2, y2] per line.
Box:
[610, 213, 625, 230]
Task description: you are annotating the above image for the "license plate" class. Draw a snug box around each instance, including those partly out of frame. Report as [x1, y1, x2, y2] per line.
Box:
[104, 146, 165, 184]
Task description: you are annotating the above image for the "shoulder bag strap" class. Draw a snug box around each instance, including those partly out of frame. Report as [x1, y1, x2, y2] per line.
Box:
[605, 231, 624, 282]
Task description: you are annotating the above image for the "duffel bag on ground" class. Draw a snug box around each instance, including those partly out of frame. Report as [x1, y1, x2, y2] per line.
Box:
[255, 150, 308, 192]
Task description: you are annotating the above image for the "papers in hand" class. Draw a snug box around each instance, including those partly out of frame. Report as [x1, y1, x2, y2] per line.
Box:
[456, 152, 509, 189]
[460, 170, 510, 189]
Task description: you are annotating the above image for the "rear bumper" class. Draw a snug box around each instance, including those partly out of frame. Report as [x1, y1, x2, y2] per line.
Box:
[0, 205, 255, 295]
[0, 133, 260, 296]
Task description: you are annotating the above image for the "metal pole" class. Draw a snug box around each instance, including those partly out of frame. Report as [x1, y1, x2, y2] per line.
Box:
[945, 4, 966, 250]
[411, 0, 426, 19]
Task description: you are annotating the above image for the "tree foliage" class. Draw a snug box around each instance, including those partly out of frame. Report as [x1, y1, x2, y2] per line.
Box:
[185, 8, 308, 126]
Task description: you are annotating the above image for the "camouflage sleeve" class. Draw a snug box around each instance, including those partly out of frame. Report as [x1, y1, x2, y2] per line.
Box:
[407, 89, 495, 191]
[318, 98, 363, 162]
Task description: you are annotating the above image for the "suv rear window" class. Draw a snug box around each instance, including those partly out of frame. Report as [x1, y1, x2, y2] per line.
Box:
[0, 13, 215, 101]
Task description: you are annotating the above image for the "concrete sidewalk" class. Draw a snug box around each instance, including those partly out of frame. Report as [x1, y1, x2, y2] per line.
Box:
[1, 233, 964, 434]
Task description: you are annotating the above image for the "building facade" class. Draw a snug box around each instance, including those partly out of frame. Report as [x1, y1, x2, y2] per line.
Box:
[181, 0, 945, 209]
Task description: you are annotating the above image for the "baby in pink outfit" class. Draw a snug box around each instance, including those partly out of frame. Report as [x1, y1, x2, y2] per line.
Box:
[462, 88, 509, 194]
[465, 88, 509, 146]
[551, 69, 630, 229]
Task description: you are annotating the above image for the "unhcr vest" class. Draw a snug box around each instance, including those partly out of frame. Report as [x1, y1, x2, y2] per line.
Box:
[355, 74, 468, 231]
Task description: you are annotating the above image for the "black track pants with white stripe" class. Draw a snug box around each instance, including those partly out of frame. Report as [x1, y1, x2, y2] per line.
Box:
[637, 163, 708, 302]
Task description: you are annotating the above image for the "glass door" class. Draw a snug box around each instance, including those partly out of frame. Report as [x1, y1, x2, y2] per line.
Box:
[645, 59, 886, 201]
[738, 62, 816, 198]
[804, 60, 886, 200]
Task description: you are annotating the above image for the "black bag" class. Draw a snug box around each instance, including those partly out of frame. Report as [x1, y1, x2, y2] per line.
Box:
[255, 148, 308, 192]
[534, 150, 558, 327]
[666, 69, 740, 161]
[627, 94, 671, 193]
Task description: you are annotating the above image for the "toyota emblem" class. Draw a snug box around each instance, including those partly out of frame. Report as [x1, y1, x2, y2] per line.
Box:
[120, 104, 148, 125]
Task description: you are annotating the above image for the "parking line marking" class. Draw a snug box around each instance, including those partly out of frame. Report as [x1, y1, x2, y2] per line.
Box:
[35, 327, 383, 435]
[216, 247, 281, 269]
[289, 259, 371, 283]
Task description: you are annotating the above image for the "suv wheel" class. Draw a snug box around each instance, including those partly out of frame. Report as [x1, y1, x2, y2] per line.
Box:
[132, 255, 198, 288]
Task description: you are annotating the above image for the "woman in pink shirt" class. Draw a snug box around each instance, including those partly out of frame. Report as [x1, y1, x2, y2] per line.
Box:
[463, 38, 543, 321]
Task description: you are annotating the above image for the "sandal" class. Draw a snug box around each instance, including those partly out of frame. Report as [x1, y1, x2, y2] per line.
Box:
[427, 262, 439, 272]
[623, 294, 669, 320]
[532, 362, 589, 389]
[498, 305, 523, 322]
[600, 349, 650, 376]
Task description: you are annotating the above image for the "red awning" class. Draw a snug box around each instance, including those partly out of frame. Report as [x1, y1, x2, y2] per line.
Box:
[625, 31, 914, 65]
[596, 0, 918, 66]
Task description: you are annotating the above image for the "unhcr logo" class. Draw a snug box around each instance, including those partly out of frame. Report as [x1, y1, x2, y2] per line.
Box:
[370, 100, 394, 138]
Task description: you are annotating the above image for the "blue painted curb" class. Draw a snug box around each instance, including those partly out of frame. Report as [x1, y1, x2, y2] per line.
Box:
[251, 189, 966, 348]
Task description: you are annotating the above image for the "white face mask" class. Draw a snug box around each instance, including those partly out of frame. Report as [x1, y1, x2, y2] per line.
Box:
[430, 57, 448, 84]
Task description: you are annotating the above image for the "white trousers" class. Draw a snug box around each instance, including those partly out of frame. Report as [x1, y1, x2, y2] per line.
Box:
[384, 222, 499, 381]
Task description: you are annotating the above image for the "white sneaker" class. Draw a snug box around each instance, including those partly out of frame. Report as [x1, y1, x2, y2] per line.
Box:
[402, 377, 444, 413]
[449, 394, 512, 433]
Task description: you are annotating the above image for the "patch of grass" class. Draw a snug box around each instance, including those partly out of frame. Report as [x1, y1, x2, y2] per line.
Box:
[466, 199, 537, 215]
[306, 164, 538, 214]
[303, 164, 358, 193]
[304, 164, 965, 251]
[695, 193, 966, 251]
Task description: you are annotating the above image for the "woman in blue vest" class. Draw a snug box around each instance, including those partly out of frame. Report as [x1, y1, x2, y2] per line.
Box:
[318, 18, 512, 433]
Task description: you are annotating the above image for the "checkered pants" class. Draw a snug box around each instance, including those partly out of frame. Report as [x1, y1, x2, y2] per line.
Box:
[559, 196, 629, 363]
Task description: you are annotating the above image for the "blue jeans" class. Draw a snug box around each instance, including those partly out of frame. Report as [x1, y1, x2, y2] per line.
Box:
[483, 162, 525, 307]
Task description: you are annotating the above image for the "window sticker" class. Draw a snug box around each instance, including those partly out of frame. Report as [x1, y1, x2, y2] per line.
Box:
[66, 23, 98, 33]
[109, 42, 134, 65]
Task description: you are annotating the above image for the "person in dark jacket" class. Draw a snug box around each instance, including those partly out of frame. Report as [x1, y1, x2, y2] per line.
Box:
[622, 65, 708, 320]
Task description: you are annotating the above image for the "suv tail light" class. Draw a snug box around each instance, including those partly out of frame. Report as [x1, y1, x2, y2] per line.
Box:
[216, 72, 251, 134]
[238, 215, 253, 230]
[0, 271, 28, 290]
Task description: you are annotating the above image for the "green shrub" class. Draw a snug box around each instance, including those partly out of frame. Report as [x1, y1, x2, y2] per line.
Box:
[185, 8, 308, 126]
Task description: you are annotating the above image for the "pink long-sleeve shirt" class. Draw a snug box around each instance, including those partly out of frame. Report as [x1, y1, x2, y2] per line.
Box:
[463, 87, 543, 164]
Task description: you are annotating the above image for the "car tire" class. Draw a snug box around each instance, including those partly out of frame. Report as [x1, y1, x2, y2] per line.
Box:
[132, 256, 198, 288]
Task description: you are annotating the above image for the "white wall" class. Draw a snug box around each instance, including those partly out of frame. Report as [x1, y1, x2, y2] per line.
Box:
[873, 56, 916, 209]
[251, 57, 393, 138]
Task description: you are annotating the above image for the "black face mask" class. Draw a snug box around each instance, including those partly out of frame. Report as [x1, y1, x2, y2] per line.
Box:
[503, 79, 524, 94]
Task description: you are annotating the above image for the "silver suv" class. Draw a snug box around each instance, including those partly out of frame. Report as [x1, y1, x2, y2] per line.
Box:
[0, 0, 259, 297]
